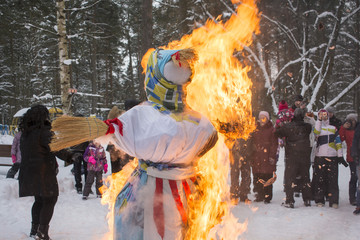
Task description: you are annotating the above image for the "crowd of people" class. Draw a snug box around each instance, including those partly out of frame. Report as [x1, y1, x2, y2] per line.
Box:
[5, 95, 360, 239]
[230, 94, 360, 216]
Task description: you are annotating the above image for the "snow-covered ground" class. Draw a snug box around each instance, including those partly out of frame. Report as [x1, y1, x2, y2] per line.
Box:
[0, 134, 358, 240]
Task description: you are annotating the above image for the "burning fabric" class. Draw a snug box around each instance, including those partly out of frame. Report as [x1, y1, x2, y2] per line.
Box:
[109, 49, 217, 239]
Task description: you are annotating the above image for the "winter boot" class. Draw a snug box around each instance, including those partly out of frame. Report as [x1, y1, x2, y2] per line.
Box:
[30, 223, 39, 238]
[304, 200, 311, 207]
[36, 225, 51, 240]
[76, 187, 82, 194]
[353, 208, 360, 215]
[282, 202, 294, 208]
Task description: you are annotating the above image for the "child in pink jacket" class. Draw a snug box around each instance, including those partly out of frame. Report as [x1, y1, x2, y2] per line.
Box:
[82, 141, 108, 199]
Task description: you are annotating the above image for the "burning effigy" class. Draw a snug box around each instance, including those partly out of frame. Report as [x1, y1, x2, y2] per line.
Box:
[50, 0, 260, 239]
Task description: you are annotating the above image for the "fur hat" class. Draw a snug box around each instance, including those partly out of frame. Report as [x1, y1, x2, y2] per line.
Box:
[346, 113, 358, 121]
[294, 94, 303, 102]
[259, 111, 270, 120]
[124, 99, 141, 111]
[107, 106, 122, 119]
[294, 108, 306, 120]
[278, 100, 288, 111]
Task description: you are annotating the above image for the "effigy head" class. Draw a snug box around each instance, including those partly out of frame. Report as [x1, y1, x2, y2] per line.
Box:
[144, 49, 196, 112]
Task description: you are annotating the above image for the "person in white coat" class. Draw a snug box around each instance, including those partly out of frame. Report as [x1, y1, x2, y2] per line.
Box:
[312, 109, 344, 208]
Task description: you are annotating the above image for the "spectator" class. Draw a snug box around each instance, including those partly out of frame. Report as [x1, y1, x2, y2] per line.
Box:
[276, 108, 313, 208]
[82, 140, 108, 199]
[124, 99, 142, 111]
[248, 111, 278, 204]
[6, 131, 22, 178]
[304, 111, 316, 164]
[326, 106, 342, 131]
[106, 144, 132, 174]
[18, 105, 62, 240]
[313, 109, 346, 208]
[106, 105, 137, 174]
[275, 100, 293, 129]
[275, 100, 293, 193]
[230, 138, 251, 203]
[289, 94, 304, 112]
[288, 95, 306, 197]
[351, 121, 360, 214]
[69, 141, 89, 194]
[339, 113, 358, 205]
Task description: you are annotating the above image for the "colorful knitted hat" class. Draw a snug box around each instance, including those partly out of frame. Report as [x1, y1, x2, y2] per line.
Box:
[278, 100, 288, 112]
[144, 49, 196, 112]
[318, 109, 328, 117]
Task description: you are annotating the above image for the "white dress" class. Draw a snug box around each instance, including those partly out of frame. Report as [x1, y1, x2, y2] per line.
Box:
[110, 103, 216, 240]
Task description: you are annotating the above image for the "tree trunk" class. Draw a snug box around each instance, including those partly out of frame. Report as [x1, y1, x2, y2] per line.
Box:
[90, 40, 98, 115]
[56, 0, 72, 115]
[138, 0, 153, 100]
[109, 55, 113, 106]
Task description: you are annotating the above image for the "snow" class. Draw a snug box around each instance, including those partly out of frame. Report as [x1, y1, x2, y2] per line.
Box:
[0, 135, 14, 144]
[0, 139, 358, 239]
[13, 108, 30, 118]
[64, 59, 72, 65]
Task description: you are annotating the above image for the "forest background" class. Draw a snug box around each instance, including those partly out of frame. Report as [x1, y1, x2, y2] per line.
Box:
[1, 0, 359, 124]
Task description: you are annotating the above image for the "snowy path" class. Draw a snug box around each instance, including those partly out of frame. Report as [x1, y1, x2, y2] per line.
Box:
[0, 150, 358, 240]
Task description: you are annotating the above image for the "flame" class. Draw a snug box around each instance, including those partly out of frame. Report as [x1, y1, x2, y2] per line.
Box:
[163, 1, 259, 238]
[102, 0, 260, 239]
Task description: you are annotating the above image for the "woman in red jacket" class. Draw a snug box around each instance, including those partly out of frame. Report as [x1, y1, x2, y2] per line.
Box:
[248, 111, 278, 203]
[339, 113, 358, 205]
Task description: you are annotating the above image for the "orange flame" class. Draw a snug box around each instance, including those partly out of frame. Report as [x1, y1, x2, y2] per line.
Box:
[103, 0, 260, 239]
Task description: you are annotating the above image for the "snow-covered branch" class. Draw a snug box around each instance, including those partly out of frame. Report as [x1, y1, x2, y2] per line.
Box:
[287, 0, 297, 12]
[154, 0, 179, 8]
[313, 11, 338, 26]
[341, 5, 360, 24]
[262, 14, 301, 52]
[325, 76, 360, 108]
[75, 92, 102, 97]
[340, 31, 360, 45]
[24, 23, 57, 36]
[65, 0, 103, 12]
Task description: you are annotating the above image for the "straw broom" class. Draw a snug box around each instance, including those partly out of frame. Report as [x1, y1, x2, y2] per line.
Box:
[50, 115, 109, 152]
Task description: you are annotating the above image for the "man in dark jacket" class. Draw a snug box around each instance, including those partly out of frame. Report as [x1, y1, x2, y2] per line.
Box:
[289, 94, 304, 112]
[69, 141, 89, 194]
[326, 106, 342, 131]
[351, 122, 360, 214]
[276, 108, 313, 208]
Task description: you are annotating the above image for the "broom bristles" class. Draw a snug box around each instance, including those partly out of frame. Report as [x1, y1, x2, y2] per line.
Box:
[50, 115, 109, 152]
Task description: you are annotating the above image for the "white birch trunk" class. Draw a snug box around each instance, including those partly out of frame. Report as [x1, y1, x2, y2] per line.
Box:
[56, 0, 71, 115]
